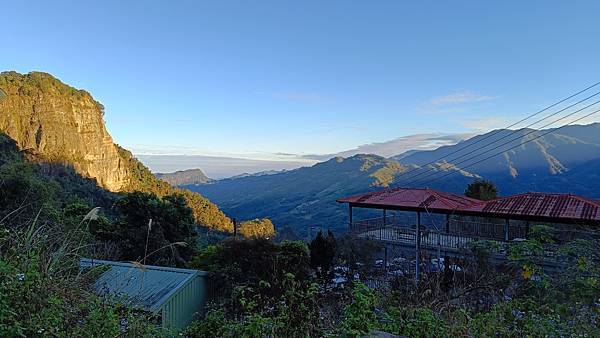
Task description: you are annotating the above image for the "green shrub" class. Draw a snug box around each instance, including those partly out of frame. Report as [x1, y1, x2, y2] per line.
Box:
[339, 282, 379, 336]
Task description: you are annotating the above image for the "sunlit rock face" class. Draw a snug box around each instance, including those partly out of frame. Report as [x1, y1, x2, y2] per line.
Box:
[0, 71, 130, 191]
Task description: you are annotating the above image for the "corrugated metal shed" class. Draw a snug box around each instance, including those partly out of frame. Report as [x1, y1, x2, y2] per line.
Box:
[80, 258, 208, 332]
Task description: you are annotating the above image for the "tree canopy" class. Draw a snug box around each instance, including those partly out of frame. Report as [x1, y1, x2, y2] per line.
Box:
[464, 179, 498, 200]
[237, 218, 276, 238]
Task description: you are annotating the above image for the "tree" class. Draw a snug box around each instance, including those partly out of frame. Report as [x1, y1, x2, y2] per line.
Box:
[309, 230, 337, 279]
[114, 191, 197, 266]
[238, 218, 276, 238]
[465, 179, 498, 201]
[190, 238, 313, 320]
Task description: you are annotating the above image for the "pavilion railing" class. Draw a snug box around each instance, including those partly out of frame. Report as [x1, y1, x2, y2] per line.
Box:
[355, 225, 494, 250]
[350, 216, 528, 245]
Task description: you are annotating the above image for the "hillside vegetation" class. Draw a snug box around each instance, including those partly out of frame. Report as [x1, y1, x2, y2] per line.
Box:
[188, 154, 477, 232]
[116, 145, 232, 231]
[186, 228, 600, 337]
[0, 130, 208, 335]
[189, 124, 600, 234]
[0, 71, 232, 232]
[1, 72, 598, 336]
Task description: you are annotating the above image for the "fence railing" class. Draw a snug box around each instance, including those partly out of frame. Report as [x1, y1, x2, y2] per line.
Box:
[350, 216, 527, 249]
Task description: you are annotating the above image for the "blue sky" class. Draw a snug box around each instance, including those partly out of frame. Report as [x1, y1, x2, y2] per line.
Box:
[2, 1, 600, 165]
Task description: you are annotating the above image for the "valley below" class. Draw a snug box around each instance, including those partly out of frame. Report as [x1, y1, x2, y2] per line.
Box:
[171, 123, 600, 234]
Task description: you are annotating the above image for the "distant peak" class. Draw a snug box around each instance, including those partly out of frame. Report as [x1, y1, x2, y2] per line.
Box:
[155, 168, 213, 186]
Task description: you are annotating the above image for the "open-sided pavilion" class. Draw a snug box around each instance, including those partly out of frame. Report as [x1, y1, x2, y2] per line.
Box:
[337, 187, 600, 278]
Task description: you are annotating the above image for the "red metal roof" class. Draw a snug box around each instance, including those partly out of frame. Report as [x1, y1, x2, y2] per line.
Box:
[337, 187, 483, 212]
[463, 192, 600, 222]
[338, 188, 600, 223]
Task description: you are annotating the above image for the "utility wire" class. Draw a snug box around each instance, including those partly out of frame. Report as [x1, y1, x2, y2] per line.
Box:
[411, 108, 600, 188]
[403, 98, 600, 185]
[399, 91, 600, 184]
[391, 81, 600, 184]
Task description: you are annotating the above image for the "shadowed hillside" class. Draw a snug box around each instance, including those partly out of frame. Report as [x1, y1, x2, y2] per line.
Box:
[392, 124, 600, 178]
[0, 71, 232, 231]
[187, 154, 478, 232]
[187, 125, 600, 234]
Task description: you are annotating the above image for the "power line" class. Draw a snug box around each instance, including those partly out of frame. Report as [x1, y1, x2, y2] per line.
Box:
[403, 98, 600, 185]
[411, 108, 600, 188]
[410, 102, 600, 186]
[412, 106, 600, 187]
[390, 81, 600, 184]
[400, 87, 600, 179]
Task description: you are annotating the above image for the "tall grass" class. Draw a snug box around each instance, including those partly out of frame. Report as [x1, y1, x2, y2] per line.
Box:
[0, 205, 160, 336]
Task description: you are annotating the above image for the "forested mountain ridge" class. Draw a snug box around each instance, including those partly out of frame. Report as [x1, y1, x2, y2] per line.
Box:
[0, 71, 232, 231]
[392, 124, 600, 177]
[188, 124, 600, 234]
[186, 154, 479, 232]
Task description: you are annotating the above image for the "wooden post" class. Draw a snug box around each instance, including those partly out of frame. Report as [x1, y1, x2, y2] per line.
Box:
[383, 209, 387, 226]
[415, 211, 421, 281]
[525, 221, 530, 239]
[233, 218, 238, 238]
[445, 214, 450, 233]
[504, 218, 510, 241]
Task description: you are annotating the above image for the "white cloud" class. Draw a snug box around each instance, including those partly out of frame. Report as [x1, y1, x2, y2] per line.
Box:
[131, 132, 472, 167]
[301, 133, 472, 160]
[556, 113, 600, 127]
[429, 90, 497, 106]
[137, 154, 311, 179]
[130, 144, 319, 163]
[461, 116, 508, 132]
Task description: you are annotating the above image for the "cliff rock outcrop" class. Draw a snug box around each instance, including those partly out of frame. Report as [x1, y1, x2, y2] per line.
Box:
[0, 71, 130, 191]
[0, 71, 232, 230]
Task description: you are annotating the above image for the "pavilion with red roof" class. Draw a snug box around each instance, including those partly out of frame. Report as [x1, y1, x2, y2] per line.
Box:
[337, 187, 599, 279]
[338, 188, 600, 226]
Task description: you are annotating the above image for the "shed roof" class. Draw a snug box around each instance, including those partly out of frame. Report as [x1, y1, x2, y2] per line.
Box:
[463, 192, 600, 222]
[337, 187, 483, 213]
[338, 188, 600, 224]
[80, 258, 207, 312]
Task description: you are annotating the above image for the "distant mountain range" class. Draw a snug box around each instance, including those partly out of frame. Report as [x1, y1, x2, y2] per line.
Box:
[391, 124, 600, 178]
[183, 154, 479, 232]
[156, 168, 213, 185]
[227, 169, 288, 180]
[180, 123, 600, 234]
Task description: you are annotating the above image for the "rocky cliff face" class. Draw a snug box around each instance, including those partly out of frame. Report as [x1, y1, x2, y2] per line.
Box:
[0, 71, 232, 230]
[0, 71, 130, 191]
